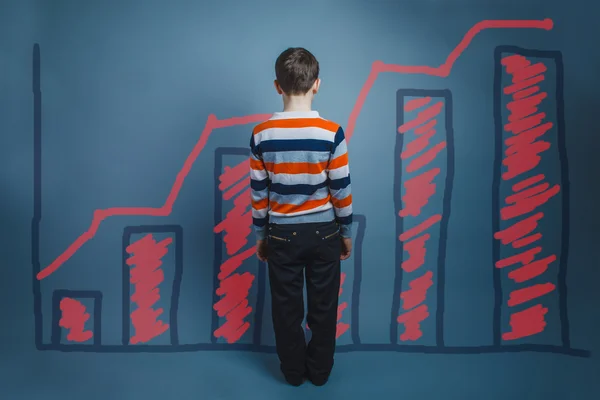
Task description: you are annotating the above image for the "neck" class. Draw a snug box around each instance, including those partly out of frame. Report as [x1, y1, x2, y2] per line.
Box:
[282, 94, 313, 112]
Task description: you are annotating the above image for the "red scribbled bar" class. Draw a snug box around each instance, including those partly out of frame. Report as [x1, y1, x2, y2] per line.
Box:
[59, 297, 93, 342]
[336, 272, 350, 339]
[494, 51, 562, 342]
[396, 92, 449, 344]
[213, 157, 256, 344]
[126, 234, 171, 344]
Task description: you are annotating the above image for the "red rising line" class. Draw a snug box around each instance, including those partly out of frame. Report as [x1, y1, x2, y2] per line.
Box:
[37, 18, 553, 280]
[400, 271, 434, 310]
[59, 297, 93, 343]
[503, 304, 549, 340]
[126, 234, 171, 344]
[401, 233, 430, 273]
[397, 304, 429, 342]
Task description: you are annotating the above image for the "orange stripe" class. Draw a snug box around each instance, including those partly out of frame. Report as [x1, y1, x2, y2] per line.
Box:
[249, 157, 264, 170]
[332, 194, 352, 209]
[253, 118, 339, 135]
[328, 153, 348, 170]
[252, 197, 268, 210]
[271, 195, 331, 214]
[264, 161, 328, 175]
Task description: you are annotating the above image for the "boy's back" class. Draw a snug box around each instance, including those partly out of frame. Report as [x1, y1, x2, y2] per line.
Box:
[250, 48, 353, 387]
[250, 112, 352, 237]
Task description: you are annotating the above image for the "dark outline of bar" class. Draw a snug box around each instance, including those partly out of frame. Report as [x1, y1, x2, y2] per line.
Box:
[121, 225, 184, 346]
[51, 289, 103, 347]
[391, 89, 454, 348]
[492, 45, 571, 348]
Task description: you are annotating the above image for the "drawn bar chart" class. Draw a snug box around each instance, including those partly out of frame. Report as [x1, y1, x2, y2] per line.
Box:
[121, 225, 183, 346]
[492, 46, 570, 348]
[213, 147, 266, 346]
[391, 89, 454, 347]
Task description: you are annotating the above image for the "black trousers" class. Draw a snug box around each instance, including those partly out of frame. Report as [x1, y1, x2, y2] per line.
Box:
[267, 220, 341, 379]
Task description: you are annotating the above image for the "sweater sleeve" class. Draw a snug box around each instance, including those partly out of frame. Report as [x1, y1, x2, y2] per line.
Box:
[327, 127, 353, 238]
[250, 133, 269, 240]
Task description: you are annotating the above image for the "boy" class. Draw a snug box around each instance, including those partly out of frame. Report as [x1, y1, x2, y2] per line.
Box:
[249, 47, 353, 387]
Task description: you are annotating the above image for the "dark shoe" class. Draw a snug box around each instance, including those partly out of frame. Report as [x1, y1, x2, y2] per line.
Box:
[306, 372, 329, 386]
[284, 374, 304, 386]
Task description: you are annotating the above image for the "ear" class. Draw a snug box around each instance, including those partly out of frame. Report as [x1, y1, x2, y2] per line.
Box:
[274, 80, 283, 95]
[312, 78, 321, 94]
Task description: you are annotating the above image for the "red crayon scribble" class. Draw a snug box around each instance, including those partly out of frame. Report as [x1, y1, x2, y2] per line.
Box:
[336, 272, 350, 338]
[404, 97, 431, 112]
[397, 304, 429, 341]
[401, 271, 434, 310]
[503, 304, 549, 340]
[59, 297, 93, 342]
[406, 142, 446, 173]
[401, 129, 437, 160]
[507, 283, 555, 307]
[37, 19, 553, 280]
[402, 234, 430, 273]
[399, 214, 442, 242]
[495, 52, 562, 341]
[213, 163, 257, 344]
[508, 255, 556, 283]
[213, 272, 255, 343]
[494, 212, 543, 246]
[414, 120, 437, 135]
[126, 234, 171, 344]
[400, 168, 440, 218]
[214, 187, 252, 256]
[398, 102, 443, 134]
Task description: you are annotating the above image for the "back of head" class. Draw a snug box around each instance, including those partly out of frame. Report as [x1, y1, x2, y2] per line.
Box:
[275, 47, 320, 96]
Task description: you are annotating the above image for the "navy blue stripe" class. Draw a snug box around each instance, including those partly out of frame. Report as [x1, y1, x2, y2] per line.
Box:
[332, 127, 345, 153]
[253, 217, 268, 227]
[259, 139, 333, 153]
[336, 215, 353, 225]
[251, 178, 269, 191]
[329, 176, 351, 190]
[270, 181, 328, 196]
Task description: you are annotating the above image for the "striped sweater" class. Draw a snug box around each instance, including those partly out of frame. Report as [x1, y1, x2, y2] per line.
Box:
[250, 110, 353, 240]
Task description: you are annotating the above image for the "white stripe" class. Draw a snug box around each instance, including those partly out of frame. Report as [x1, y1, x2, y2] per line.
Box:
[270, 202, 333, 217]
[250, 168, 268, 181]
[269, 171, 328, 186]
[328, 165, 349, 180]
[252, 208, 268, 218]
[333, 204, 352, 217]
[255, 126, 335, 143]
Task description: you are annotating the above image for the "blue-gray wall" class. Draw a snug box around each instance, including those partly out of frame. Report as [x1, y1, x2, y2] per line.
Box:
[1, 0, 598, 398]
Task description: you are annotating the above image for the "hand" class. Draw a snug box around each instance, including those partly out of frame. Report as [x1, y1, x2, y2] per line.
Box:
[340, 237, 352, 260]
[256, 239, 268, 262]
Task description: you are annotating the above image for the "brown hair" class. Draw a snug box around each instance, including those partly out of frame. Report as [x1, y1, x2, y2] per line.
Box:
[275, 47, 319, 95]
